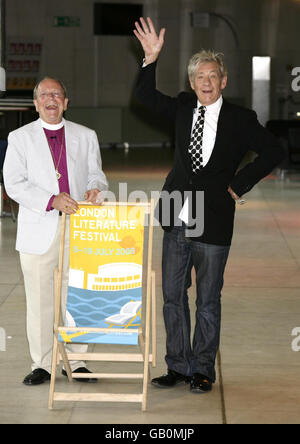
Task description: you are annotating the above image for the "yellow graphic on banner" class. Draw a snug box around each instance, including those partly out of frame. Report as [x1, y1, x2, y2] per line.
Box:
[69, 205, 145, 288]
[64, 204, 146, 345]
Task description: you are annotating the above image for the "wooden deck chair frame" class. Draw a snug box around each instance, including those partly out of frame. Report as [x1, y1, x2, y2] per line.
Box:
[48, 201, 156, 411]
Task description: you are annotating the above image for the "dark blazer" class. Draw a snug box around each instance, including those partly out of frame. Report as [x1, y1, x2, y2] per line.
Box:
[135, 62, 284, 246]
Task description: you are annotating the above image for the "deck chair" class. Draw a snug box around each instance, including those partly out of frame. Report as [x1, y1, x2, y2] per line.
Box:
[49, 201, 156, 411]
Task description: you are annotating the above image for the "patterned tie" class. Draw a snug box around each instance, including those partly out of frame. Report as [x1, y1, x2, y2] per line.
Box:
[188, 105, 206, 173]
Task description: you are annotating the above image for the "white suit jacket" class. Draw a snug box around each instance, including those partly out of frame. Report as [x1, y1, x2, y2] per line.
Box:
[3, 118, 108, 255]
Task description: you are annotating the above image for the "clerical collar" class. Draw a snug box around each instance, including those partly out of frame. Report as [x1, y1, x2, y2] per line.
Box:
[39, 118, 65, 130]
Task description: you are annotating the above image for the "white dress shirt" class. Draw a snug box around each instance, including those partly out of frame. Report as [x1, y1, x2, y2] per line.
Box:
[179, 95, 223, 224]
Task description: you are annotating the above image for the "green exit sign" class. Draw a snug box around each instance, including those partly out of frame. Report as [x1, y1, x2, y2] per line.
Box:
[53, 16, 80, 27]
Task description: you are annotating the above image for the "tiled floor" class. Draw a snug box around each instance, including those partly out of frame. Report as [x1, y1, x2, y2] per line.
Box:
[1, 149, 300, 424]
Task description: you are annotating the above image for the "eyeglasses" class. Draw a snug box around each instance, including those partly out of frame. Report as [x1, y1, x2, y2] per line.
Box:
[38, 92, 64, 99]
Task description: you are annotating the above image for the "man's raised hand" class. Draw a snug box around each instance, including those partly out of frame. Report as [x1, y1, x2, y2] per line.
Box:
[133, 17, 165, 65]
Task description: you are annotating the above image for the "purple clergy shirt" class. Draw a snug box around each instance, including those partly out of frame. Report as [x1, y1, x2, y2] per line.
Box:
[43, 126, 70, 211]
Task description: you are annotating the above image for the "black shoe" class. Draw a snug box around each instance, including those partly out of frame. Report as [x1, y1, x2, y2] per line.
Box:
[190, 373, 212, 393]
[23, 368, 51, 386]
[62, 367, 98, 383]
[151, 369, 191, 388]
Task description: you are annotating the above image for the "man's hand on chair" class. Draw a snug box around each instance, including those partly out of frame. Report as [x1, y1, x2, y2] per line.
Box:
[52, 192, 78, 214]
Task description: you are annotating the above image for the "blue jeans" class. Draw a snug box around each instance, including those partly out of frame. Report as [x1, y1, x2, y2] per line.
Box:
[162, 226, 230, 382]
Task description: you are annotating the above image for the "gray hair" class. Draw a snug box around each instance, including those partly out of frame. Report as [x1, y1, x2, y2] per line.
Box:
[33, 77, 68, 99]
[188, 50, 227, 81]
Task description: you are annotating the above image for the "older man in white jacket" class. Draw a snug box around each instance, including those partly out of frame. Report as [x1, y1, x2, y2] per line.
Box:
[4, 77, 108, 385]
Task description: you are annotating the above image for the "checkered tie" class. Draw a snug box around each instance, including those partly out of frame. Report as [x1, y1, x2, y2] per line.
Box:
[188, 105, 206, 173]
